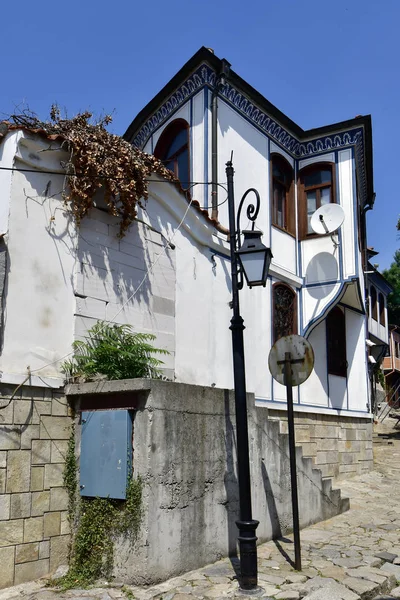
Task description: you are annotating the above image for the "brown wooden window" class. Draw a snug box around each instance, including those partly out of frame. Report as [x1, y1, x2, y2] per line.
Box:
[299, 163, 335, 239]
[326, 306, 347, 377]
[379, 293, 385, 326]
[370, 286, 377, 321]
[273, 283, 297, 343]
[154, 119, 190, 189]
[271, 154, 295, 235]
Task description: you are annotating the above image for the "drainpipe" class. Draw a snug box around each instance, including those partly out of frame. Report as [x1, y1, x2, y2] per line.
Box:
[211, 59, 231, 224]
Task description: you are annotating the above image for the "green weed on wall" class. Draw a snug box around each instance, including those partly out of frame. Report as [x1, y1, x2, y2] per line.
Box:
[59, 426, 143, 590]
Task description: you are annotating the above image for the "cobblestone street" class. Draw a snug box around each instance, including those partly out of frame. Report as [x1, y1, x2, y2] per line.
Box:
[1, 430, 400, 600]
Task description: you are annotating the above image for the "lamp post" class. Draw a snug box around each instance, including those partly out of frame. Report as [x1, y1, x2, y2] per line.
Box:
[226, 159, 272, 591]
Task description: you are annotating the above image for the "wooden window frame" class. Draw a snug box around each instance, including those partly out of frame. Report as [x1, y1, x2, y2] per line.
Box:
[154, 119, 190, 189]
[326, 306, 347, 378]
[298, 162, 336, 240]
[272, 282, 297, 344]
[270, 154, 295, 236]
[370, 286, 378, 322]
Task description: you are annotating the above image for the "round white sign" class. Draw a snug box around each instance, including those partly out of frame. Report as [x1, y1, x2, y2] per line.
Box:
[268, 334, 314, 386]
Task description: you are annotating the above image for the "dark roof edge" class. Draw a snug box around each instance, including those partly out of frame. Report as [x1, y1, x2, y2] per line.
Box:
[124, 47, 373, 152]
[368, 262, 393, 294]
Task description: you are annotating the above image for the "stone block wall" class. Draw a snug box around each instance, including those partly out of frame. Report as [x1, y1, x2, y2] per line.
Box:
[0, 384, 72, 589]
[268, 409, 373, 480]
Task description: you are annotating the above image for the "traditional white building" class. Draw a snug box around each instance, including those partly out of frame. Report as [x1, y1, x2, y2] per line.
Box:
[124, 47, 375, 425]
[0, 47, 380, 483]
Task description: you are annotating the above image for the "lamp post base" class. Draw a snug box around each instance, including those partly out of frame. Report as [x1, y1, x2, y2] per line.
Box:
[236, 519, 259, 590]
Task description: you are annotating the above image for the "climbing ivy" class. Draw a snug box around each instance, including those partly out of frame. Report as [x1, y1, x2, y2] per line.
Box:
[60, 427, 143, 590]
[63, 422, 77, 523]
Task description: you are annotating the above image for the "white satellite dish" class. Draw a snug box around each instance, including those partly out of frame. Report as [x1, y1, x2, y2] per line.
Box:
[310, 204, 345, 235]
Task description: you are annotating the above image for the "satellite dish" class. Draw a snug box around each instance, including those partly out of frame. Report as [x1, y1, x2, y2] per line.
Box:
[310, 204, 345, 235]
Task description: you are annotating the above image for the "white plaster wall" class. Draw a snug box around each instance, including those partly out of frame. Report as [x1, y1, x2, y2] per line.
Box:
[329, 375, 347, 410]
[299, 321, 329, 407]
[338, 149, 355, 279]
[346, 308, 368, 412]
[0, 132, 20, 235]
[299, 153, 335, 170]
[217, 100, 269, 243]
[302, 283, 341, 330]
[191, 91, 205, 209]
[270, 141, 294, 166]
[301, 236, 340, 284]
[75, 198, 177, 375]
[271, 227, 296, 274]
[1, 161, 77, 377]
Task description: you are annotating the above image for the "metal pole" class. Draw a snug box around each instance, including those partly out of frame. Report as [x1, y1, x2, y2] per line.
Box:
[226, 160, 259, 591]
[284, 352, 302, 571]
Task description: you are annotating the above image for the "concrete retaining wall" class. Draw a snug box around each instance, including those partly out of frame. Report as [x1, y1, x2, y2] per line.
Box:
[268, 409, 373, 480]
[0, 384, 72, 589]
[67, 379, 349, 586]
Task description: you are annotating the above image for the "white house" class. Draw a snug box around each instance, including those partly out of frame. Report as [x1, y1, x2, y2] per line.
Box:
[123, 47, 376, 469]
[0, 47, 376, 483]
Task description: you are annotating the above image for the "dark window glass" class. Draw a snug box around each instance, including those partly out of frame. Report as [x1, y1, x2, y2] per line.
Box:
[176, 151, 189, 188]
[327, 306, 347, 377]
[165, 128, 187, 158]
[273, 284, 297, 343]
[154, 120, 190, 190]
[303, 169, 332, 188]
[271, 155, 294, 234]
[300, 164, 334, 238]
[370, 286, 377, 321]
[379, 293, 385, 326]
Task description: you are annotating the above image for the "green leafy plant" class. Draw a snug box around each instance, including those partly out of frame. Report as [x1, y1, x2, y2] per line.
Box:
[63, 423, 78, 522]
[61, 321, 169, 381]
[59, 476, 143, 590]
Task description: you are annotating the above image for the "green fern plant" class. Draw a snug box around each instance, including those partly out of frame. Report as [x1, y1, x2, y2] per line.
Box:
[62, 321, 169, 381]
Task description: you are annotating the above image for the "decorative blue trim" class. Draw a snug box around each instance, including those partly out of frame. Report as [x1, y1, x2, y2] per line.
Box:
[298, 243, 304, 335]
[340, 302, 365, 315]
[204, 88, 209, 210]
[344, 307, 349, 410]
[303, 280, 347, 337]
[132, 63, 368, 207]
[351, 147, 360, 280]
[325, 320, 330, 406]
[335, 150, 344, 281]
[256, 397, 369, 414]
[189, 97, 194, 189]
[207, 247, 230, 260]
[305, 278, 343, 289]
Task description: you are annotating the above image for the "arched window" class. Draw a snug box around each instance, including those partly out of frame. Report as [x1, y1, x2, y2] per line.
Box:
[379, 292, 385, 326]
[271, 154, 294, 235]
[298, 163, 335, 239]
[154, 119, 190, 189]
[370, 286, 377, 321]
[326, 306, 347, 377]
[273, 283, 297, 343]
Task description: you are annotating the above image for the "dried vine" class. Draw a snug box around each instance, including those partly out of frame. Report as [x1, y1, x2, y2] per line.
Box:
[5, 107, 178, 237]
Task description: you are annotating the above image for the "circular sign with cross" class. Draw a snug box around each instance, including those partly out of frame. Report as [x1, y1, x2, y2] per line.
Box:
[268, 334, 314, 386]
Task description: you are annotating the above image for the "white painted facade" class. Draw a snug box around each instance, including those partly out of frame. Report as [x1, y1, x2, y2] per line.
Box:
[123, 49, 379, 418]
[0, 121, 369, 419]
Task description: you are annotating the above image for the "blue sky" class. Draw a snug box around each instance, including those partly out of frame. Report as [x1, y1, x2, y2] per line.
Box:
[2, 0, 398, 269]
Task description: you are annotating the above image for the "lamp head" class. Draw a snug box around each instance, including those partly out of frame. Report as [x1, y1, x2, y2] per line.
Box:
[237, 230, 272, 288]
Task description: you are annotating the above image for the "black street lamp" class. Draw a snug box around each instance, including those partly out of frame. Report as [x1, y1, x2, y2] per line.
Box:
[226, 159, 273, 591]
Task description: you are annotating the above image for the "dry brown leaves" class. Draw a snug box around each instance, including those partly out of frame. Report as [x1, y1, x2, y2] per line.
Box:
[7, 107, 178, 237]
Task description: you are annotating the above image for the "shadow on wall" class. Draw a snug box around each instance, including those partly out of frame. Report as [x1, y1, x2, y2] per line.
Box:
[223, 392, 240, 576]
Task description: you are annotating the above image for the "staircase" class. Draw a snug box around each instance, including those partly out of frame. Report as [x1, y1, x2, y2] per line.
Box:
[266, 417, 350, 530]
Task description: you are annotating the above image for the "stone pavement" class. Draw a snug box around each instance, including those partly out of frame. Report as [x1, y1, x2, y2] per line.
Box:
[1, 432, 400, 600]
